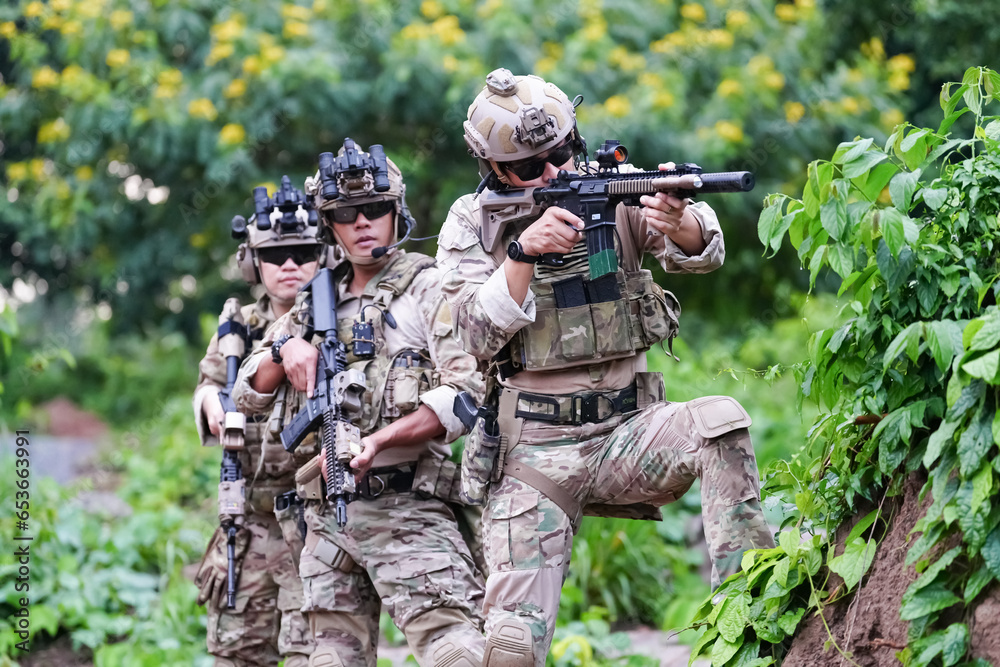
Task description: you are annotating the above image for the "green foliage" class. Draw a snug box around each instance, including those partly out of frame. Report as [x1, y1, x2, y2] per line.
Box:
[0, 397, 217, 663]
[691, 67, 1000, 665]
[0, 0, 908, 342]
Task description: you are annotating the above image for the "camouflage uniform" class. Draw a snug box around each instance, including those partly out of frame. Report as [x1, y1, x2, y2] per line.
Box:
[234, 250, 488, 667]
[194, 294, 316, 667]
[436, 193, 776, 666]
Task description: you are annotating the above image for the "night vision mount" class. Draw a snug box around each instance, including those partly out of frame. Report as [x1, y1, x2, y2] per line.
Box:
[317, 138, 391, 202]
[231, 175, 319, 240]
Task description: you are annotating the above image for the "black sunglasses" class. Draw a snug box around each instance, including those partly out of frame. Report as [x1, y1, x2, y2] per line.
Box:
[328, 200, 396, 224]
[499, 141, 577, 182]
[257, 245, 322, 266]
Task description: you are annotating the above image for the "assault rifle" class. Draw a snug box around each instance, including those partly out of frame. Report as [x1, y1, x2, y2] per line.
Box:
[216, 297, 247, 610]
[479, 140, 755, 281]
[280, 268, 366, 527]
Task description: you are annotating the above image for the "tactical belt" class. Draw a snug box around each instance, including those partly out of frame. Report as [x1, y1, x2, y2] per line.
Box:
[513, 382, 638, 425]
[357, 466, 416, 500]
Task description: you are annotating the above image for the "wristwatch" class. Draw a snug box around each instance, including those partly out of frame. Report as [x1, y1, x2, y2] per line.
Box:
[507, 240, 540, 264]
[271, 334, 293, 364]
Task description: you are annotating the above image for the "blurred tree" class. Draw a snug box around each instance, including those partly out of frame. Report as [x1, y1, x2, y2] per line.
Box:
[1, 0, 908, 344]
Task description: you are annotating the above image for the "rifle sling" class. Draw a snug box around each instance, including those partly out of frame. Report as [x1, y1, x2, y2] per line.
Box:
[501, 458, 582, 530]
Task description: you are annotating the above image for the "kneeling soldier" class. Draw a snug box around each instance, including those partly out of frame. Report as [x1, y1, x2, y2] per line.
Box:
[234, 140, 487, 667]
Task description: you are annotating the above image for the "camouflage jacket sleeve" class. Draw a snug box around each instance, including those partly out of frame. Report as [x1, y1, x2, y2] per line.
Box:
[636, 200, 726, 274]
[436, 193, 537, 361]
[412, 266, 487, 443]
[233, 310, 302, 416]
[192, 331, 225, 447]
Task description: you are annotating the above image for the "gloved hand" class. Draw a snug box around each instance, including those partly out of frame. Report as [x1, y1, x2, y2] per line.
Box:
[195, 525, 250, 608]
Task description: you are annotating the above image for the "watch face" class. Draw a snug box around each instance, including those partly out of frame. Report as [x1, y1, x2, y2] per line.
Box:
[507, 241, 520, 261]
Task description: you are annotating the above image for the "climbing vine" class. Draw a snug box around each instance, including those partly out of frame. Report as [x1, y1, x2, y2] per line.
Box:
[690, 67, 1000, 666]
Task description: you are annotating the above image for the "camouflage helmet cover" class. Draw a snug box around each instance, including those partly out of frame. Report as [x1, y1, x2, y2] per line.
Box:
[464, 68, 577, 164]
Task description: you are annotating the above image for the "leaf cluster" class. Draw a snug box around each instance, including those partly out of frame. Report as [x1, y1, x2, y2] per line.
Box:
[692, 67, 1000, 666]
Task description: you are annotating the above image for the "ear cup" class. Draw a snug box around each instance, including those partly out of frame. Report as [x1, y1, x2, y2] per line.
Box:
[236, 243, 260, 284]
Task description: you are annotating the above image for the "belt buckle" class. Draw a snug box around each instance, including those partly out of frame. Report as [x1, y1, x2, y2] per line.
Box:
[275, 490, 298, 511]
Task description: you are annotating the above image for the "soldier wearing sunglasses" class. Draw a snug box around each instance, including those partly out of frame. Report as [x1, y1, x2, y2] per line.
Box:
[234, 141, 488, 667]
[436, 69, 775, 666]
[193, 177, 331, 667]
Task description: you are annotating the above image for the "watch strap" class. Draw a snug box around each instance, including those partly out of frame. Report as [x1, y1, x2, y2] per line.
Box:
[271, 334, 293, 364]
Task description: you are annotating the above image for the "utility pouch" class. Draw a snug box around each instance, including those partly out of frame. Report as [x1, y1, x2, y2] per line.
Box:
[383, 350, 433, 418]
[634, 371, 666, 411]
[630, 273, 681, 352]
[413, 454, 463, 503]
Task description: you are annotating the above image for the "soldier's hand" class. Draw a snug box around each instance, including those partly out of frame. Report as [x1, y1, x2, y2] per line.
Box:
[204, 391, 225, 438]
[279, 338, 318, 397]
[519, 206, 585, 256]
[350, 437, 378, 479]
[642, 162, 690, 238]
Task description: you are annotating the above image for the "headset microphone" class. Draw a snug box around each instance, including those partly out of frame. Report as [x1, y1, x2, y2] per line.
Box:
[371, 226, 440, 258]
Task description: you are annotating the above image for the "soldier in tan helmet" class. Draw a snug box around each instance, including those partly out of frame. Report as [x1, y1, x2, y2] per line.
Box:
[193, 176, 327, 666]
[435, 68, 776, 666]
[233, 140, 488, 667]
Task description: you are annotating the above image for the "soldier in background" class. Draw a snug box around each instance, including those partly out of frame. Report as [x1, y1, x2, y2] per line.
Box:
[436, 69, 776, 666]
[233, 141, 487, 667]
[193, 178, 326, 666]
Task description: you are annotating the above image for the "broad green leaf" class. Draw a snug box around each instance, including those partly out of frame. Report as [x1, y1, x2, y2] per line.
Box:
[820, 196, 848, 241]
[757, 204, 781, 250]
[958, 408, 993, 477]
[846, 510, 880, 543]
[968, 312, 1000, 350]
[769, 208, 801, 256]
[924, 419, 959, 467]
[900, 127, 930, 153]
[690, 626, 720, 662]
[921, 187, 949, 210]
[899, 582, 961, 620]
[827, 243, 854, 279]
[940, 623, 969, 666]
[889, 169, 921, 211]
[940, 82, 970, 116]
[778, 529, 800, 559]
[856, 161, 899, 202]
[909, 546, 960, 594]
[828, 536, 876, 589]
[962, 349, 1000, 380]
[833, 138, 874, 164]
[808, 244, 827, 289]
[881, 208, 909, 258]
[982, 525, 1000, 579]
[716, 593, 750, 642]
[985, 120, 1000, 142]
[925, 320, 963, 373]
[883, 323, 921, 371]
[711, 634, 744, 666]
[964, 563, 995, 602]
[776, 608, 805, 636]
[842, 150, 887, 179]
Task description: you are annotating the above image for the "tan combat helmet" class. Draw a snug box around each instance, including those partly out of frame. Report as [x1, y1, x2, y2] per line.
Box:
[305, 138, 416, 266]
[464, 68, 581, 185]
[232, 175, 326, 285]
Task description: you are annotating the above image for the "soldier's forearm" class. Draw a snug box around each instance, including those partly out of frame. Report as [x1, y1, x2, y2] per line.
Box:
[368, 405, 446, 455]
[250, 356, 287, 394]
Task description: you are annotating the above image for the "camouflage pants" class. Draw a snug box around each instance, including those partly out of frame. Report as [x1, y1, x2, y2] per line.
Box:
[205, 507, 314, 667]
[482, 399, 775, 666]
[301, 491, 487, 667]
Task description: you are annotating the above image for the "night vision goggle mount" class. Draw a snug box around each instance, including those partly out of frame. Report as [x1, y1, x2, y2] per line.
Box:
[231, 175, 318, 240]
[317, 138, 391, 202]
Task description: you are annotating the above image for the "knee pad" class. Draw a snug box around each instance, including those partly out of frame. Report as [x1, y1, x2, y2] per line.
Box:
[309, 647, 345, 667]
[484, 618, 533, 667]
[430, 639, 482, 667]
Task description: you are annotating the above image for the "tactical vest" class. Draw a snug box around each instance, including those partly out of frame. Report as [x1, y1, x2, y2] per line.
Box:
[334, 252, 439, 436]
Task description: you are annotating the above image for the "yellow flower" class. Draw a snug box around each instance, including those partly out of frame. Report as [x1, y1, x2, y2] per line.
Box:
[55, 181, 72, 200]
[764, 71, 785, 90]
[206, 42, 234, 66]
[255, 181, 277, 196]
[581, 18, 606, 41]
[840, 96, 860, 114]
[652, 90, 675, 109]
[775, 4, 797, 22]
[242, 55, 263, 75]
[188, 98, 218, 121]
[421, 0, 444, 18]
[60, 64, 85, 85]
[262, 45, 286, 62]
[60, 19, 82, 35]
[7, 163, 28, 182]
[477, 0, 503, 17]
[211, 16, 245, 42]
[536, 57, 557, 74]
[24, 1, 45, 18]
[680, 3, 707, 22]
[888, 71, 910, 91]
[861, 37, 884, 60]
[542, 41, 563, 59]
[604, 95, 631, 118]
[106, 49, 130, 68]
[714, 120, 744, 142]
[77, 0, 106, 19]
[281, 3, 312, 21]
[224, 79, 247, 98]
[29, 159, 47, 180]
[75, 166, 94, 181]
[158, 68, 183, 87]
[609, 46, 645, 72]
[639, 72, 661, 88]
[312, 0, 328, 14]
[726, 9, 750, 29]
[51, 0, 71, 11]
[283, 20, 310, 39]
[38, 118, 71, 143]
[431, 15, 465, 45]
[717, 78, 742, 97]
[442, 54, 460, 73]
[705, 29, 733, 48]
[888, 54, 915, 73]
[795, 0, 815, 7]
[1, 21, 16, 38]
[784, 101, 805, 124]
[747, 54, 773, 76]
[32, 66, 60, 88]
[881, 108, 904, 129]
[219, 123, 246, 146]
[110, 10, 133, 30]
